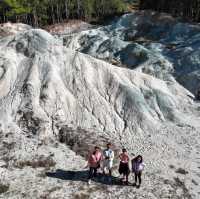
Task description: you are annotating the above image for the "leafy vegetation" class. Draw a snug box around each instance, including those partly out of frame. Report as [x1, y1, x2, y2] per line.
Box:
[140, 0, 200, 22]
[14, 156, 56, 169]
[0, 184, 9, 194]
[0, 0, 127, 26]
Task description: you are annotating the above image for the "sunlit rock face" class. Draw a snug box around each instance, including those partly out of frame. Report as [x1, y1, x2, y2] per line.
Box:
[0, 15, 200, 199]
[0, 22, 31, 38]
[62, 11, 200, 94]
[0, 29, 193, 139]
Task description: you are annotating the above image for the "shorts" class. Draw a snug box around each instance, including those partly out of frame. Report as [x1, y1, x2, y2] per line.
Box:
[103, 159, 113, 170]
[119, 162, 130, 175]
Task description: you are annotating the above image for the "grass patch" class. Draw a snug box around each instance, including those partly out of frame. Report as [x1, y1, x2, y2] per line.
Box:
[175, 168, 189, 175]
[74, 192, 90, 199]
[39, 186, 61, 199]
[37, 170, 47, 178]
[0, 184, 9, 194]
[192, 179, 198, 186]
[14, 156, 56, 169]
[58, 125, 120, 159]
[169, 165, 175, 169]
[162, 177, 192, 199]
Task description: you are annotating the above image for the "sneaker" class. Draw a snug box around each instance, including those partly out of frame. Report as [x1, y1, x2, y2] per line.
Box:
[136, 184, 140, 189]
[88, 179, 91, 185]
[125, 181, 129, 185]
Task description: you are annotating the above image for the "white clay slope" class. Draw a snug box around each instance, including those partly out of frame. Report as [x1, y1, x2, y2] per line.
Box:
[0, 29, 193, 138]
[62, 11, 200, 94]
[0, 28, 200, 199]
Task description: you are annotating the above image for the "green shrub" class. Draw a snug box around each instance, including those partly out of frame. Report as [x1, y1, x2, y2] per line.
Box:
[0, 184, 9, 194]
[15, 156, 56, 169]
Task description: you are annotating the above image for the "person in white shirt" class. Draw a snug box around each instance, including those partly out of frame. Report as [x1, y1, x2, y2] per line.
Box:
[103, 143, 114, 177]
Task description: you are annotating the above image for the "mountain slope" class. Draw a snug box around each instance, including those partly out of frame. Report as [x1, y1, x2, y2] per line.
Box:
[0, 29, 194, 138]
[0, 28, 200, 198]
[62, 11, 200, 95]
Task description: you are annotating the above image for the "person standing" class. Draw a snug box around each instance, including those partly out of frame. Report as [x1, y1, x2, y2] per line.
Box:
[87, 146, 102, 184]
[119, 148, 130, 185]
[131, 155, 144, 188]
[103, 143, 114, 178]
[94, 146, 102, 172]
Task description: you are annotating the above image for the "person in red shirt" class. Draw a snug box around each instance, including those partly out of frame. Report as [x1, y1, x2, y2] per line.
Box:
[87, 146, 102, 184]
[118, 148, 130, 184]
[94, 146, 102, 171]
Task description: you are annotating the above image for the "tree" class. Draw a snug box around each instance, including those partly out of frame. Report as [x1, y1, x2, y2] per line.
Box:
[139, 0, 200, 22]
[0, 0, 128, 26]
[0, 1, 9, 22]
[82, 0, 94, 20]
[4, 0, 31, 22]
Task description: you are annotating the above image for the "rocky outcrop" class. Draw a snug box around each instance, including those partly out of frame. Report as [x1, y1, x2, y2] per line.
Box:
[45, 20, 93, 35]
[0, 22, 31, 38]
[0, 29, 193, 140]
[0, 26, 200, 199]
[62, 11, 200, 94]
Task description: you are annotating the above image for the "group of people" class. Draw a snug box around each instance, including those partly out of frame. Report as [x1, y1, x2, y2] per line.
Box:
[87, 143, 144, 188]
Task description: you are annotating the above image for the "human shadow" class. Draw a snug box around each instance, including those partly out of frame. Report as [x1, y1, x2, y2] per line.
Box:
[46, 169, 127, 186]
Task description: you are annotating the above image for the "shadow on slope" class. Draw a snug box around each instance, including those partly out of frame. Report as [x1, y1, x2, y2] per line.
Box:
[46, 169, 124, 186]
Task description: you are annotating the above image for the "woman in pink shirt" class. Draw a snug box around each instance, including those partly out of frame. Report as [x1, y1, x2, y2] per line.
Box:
[94, 146, 102, 170]
[87, 146, 102, 184]
[118, 148, 130, 184]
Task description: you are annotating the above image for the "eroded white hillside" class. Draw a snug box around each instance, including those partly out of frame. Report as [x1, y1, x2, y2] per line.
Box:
[62, 11, 200, 94]
[0, 27, 199, 199]
[0, 29, 194, 138]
